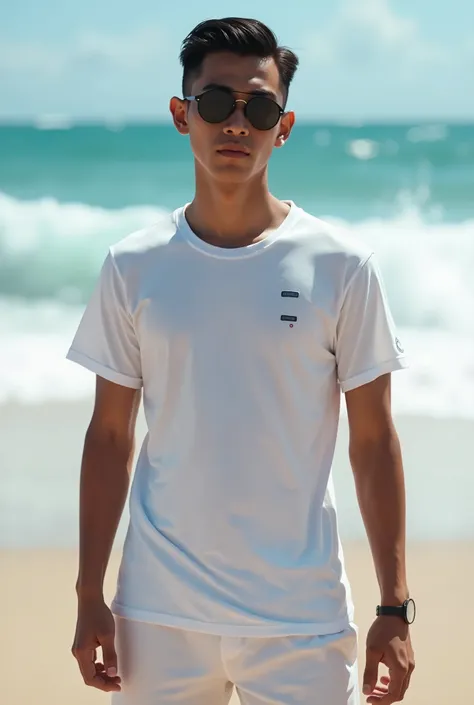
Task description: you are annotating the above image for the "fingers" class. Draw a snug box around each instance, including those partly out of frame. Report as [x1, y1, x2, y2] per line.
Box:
[73, 645, 97, 686]
[363, 648, 381, 696]
[365, 675, 390, 703]
[94, 662, 122, 692]
[384, 656, 415, 703]
[366, 686, 389, 699]
[101, 632, 119, 678]
[366, 669, 408, 704]
[72, 644, 121, 692]
[400, 661, 415, 700]
[387, 670, 405, 701]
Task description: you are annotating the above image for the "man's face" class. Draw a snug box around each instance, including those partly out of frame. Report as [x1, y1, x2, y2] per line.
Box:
[170, 52, 295, 184]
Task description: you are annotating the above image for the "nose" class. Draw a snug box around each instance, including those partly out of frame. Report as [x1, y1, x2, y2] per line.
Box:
[222, 99, 250, 137]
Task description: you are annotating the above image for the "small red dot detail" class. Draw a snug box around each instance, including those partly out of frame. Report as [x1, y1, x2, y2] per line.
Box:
[289, 324, 294, 328]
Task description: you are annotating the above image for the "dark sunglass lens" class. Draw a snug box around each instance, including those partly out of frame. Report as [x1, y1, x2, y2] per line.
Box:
[198, 89, 234, 123]
[246, 97, 281, 130]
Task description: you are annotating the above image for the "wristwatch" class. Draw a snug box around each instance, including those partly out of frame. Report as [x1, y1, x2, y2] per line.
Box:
[376, 598, 416, 625]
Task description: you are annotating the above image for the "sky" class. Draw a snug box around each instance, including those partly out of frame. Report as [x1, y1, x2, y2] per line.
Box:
[1, 0, 474, 121]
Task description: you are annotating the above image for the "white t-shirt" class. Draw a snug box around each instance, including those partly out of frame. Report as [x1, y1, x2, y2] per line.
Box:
[67, 201, 408, 636]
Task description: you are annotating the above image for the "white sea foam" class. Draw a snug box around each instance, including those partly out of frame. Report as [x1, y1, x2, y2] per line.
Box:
[346, 138, 380, 160]
[33, 114, 75, 131]
[406, 124, 449, 143]
[1, 192, 473, 415]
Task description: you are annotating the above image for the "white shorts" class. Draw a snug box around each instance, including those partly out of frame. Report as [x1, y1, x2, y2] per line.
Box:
[112, 616, 360, 705]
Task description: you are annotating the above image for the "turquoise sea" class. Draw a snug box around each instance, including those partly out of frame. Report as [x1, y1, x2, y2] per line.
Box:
[2, 122, 473, 219]
[1, 120, 473, 414]
[1, 120, 474, 546]
[1, 121, 473, 298]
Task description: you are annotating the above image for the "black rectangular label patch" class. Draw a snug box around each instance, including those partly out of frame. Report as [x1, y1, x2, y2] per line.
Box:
[281, 315, 298, 322]
[281, 291, 299, 298]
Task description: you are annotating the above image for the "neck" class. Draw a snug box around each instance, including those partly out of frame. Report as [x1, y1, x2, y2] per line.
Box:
[185, 165, 290, 248]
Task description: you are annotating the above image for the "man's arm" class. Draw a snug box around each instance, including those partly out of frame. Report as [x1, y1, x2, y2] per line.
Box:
[76, 375, 141, 600]
[345, 372, 408, 604]
[345, 373, 414, 703]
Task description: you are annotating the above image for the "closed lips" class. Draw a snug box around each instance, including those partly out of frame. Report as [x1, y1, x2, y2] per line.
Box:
[217, 145, 250, 154]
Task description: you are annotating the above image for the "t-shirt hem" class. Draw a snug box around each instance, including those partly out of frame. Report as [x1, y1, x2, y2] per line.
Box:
[66, 348, 143, 389]
[339, 356, 409, 393]
[110, 601, 354, 637]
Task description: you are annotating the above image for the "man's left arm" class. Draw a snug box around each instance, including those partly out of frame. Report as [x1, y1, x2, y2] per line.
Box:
[345, 373, 415, 704]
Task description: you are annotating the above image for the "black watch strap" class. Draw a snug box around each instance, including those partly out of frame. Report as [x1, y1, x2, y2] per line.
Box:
[376, 598, 416, 624]
[376, 605, 404, 618]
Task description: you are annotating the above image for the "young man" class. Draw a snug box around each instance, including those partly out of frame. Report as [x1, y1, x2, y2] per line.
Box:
[69, 17, 415, 705]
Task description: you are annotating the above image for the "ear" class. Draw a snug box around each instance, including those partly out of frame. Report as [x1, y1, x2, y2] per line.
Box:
[274, 110, 295, 149]
[169, 97, 189, 135]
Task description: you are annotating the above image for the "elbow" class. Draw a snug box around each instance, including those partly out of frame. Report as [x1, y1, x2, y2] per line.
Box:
[349, 426, 401, 475]
[84, 423, 135, 462]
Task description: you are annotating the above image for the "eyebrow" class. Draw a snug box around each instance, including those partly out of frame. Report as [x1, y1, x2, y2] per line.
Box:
[200, 83, 278, 100]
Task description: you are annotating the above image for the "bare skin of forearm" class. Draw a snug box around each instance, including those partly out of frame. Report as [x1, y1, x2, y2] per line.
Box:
[75, 430, 135, 600]
[350, 429, 409, 604]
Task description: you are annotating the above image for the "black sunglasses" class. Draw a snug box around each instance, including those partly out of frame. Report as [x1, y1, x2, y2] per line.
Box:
[185, 87, 284, 131]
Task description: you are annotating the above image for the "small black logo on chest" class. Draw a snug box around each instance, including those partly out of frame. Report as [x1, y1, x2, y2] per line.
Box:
[281, 291, 299, 298]
[281, 315, 298, 322]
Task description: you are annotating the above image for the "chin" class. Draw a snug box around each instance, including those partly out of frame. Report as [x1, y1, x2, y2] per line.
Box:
[210, 165, 254, 184]
[195, 154, 260, 184]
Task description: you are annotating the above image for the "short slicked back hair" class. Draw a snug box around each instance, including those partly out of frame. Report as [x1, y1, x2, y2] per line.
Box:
[180, 17, 299, 106]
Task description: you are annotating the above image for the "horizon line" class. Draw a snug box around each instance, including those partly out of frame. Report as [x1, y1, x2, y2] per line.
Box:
[0, 116, 473, 128]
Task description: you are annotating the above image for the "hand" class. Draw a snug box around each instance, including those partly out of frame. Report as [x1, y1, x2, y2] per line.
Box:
[71, 596, 122, 693]
[362, 616, 415, 703]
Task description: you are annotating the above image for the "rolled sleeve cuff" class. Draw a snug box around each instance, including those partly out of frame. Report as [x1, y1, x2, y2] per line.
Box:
[66, 348, 143, 389]
[339, 356, 409, 393]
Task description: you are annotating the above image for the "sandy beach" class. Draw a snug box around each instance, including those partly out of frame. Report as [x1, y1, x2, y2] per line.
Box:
[2, 541, 471, 705]
[2, 400, 473, 703]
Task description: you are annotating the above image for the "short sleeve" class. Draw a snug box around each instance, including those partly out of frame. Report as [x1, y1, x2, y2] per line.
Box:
[335, 253, 408, 393]
[66, 251, 142, 389]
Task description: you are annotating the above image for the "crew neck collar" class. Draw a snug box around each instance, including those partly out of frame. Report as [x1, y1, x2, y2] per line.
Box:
[174, 201, 301, 259]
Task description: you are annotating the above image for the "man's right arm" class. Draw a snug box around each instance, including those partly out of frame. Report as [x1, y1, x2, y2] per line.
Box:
[72, 375, 141, 692]
[76, 374, 141, 601]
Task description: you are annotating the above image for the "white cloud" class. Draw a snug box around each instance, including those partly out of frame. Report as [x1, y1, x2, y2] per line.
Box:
[291, 0, 474, 119]
[305, 0, 449, 71]
[0, 6, 472, 119]
[72, 27, 169, 71]
[0, 26, 169, 78]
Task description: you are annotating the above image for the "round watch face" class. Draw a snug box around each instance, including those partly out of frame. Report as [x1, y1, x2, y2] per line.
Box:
[405, 598, 416, 624]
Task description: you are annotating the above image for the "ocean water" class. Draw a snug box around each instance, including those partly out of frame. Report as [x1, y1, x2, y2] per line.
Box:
[1, 121, 474, 547]
[1, 121, 473, 416]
